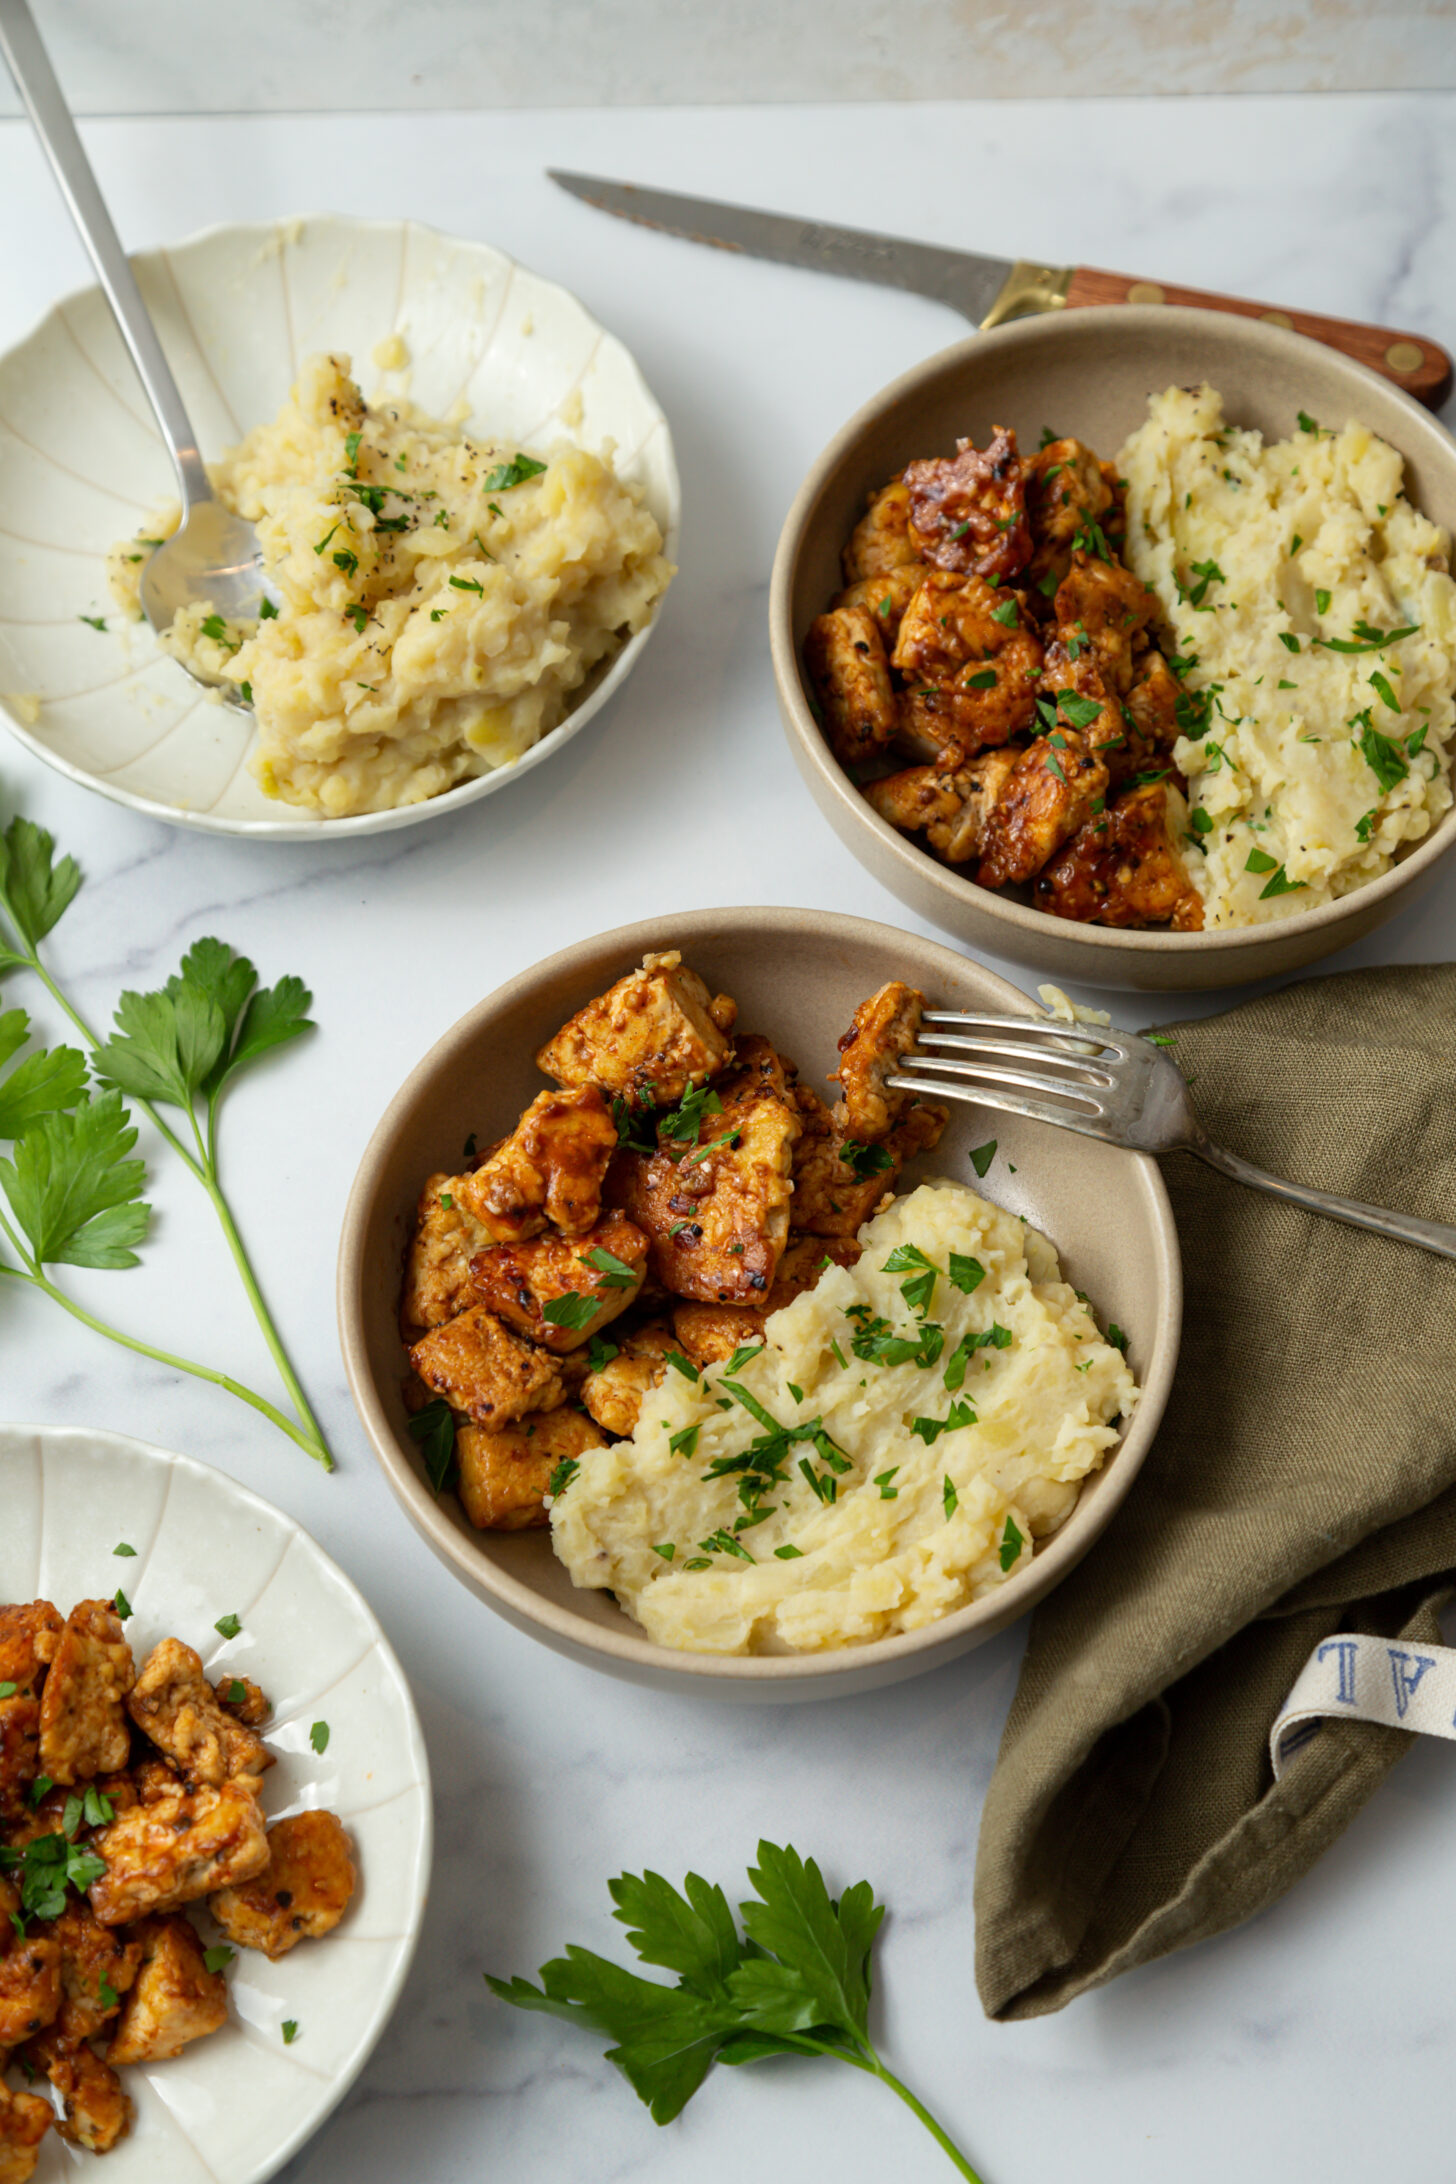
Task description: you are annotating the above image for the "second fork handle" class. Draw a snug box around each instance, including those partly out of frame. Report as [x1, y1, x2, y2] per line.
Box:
[1194, 1139, 1456, 1263]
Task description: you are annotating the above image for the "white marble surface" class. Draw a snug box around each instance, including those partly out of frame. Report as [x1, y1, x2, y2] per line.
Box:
[4, 0, 1453, 115]
[2, 94, 1455, 2184]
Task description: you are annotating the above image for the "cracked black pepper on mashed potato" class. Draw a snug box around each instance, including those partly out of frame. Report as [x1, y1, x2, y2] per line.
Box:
[107, 353, 673, 817]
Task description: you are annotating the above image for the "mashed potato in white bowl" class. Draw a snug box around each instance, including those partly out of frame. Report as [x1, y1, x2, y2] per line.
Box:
[0, 215, 679, 837]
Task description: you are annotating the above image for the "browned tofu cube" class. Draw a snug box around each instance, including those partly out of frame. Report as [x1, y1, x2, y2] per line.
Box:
[468, 1212, 648, 1352]
[0, 1880, 61, 2046]
[0, 1602, 62, 1690]
[209, 1810, 357, 1959]
[608, 1037, 800, 1304]
[213, 1673, 269, 1729]
[456, 1087, 618, 1243]
[536, 951, 737, 1108]
[831, 981, 927, 1142]
[22, 2028, 132, 2153]
[841, 479, 922, 583]
[581, 1321, 676, 1437]
[804, 606, 899, 769]
[128, 1638, 272, 1791]
[791, 1090, 946, 1238]
[408, 1307, 567, 1427]
[0, 2078, 52, 2181]
[37, 1600, 133, 1786]
[88, 1780, 268, 1926]
[457, 1407, 608, 1530]
[51, 1896, 143, 2042]
[400, 1171, 498, 1336]
[106, 1914, 228, 2066]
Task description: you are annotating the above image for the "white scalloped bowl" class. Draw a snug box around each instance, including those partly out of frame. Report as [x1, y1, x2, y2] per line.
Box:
[0, 215, 679, 837]
[0, 1425, 432, 2184]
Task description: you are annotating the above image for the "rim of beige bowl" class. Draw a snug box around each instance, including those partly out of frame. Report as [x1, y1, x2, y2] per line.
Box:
[0, 211, 681, 841]
[769, 305, 1456, 963]
[337, 906, 1182, 1691]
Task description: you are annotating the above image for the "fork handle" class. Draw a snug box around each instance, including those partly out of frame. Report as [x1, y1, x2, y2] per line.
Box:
[1194, 1140, 1456, 1262]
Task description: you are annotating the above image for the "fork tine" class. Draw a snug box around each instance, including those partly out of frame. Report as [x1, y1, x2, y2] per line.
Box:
[913, 1031, 1117, 1086]
[923, 1009, 1138, 1059]
[894, 1054, 1106, 1113]
[887, 1073, 1121, 1142]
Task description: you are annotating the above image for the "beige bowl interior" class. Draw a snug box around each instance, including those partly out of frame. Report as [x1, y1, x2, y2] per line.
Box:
[771, 307, 1456, 992]
[338, 908, 1181, 1698]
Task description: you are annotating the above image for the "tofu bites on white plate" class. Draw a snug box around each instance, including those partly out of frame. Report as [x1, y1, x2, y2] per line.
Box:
[0, 1429, 430, 2184]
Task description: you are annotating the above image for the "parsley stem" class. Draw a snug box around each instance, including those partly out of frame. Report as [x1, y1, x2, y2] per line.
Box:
[1, 931, 331, 1470]
[797, 2037, 984, 2181]
[0, 1249, 328, 1465]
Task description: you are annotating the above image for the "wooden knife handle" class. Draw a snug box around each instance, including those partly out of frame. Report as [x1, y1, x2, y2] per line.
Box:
[1064, 265, 1452, 410]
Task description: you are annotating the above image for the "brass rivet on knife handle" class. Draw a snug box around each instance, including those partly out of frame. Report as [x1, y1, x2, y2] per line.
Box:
[979, 261, 1074, 329]
[1063, 265, 1453, 409]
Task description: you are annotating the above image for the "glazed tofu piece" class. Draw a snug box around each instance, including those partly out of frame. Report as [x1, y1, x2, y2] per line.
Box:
[36, 1600, 134, 1786]
[831, 564, 923, 640]
[790, 1088, 946, 1238]
[456, 1407, 609, 1530]
[400, 1171, 498, 1336]
[0, 2079, 52, 2184]
[0, 1880, 61, 2046]
[0, 1605, 61, 1817]
[214, 1674, 269, 1729]
[1052, 550, 1158, 695]
[841, 479, 922, 583]
[1023, 437, 1119, 597]
[468, 1212, 649, 1353]
[88, 1780, 268, 1925]
[209, 1810, 357, 1960]
[50, 1896, 143, 2042]
[976, 733, 1110, 891]
[832, 981, 929, 1142]
[408, 1307, 568, 1427]
[22, 2029, 131, 2153]
[903, 428, 1031, 582]
[1036, 781, 1205, 930]
[804, 606, 899, 768]
[891, 571, 1042, 759]
[0, 1693, 40, 1826]
[866, 749, 1019, 865]
[457, 1087, 618, 1244]
[127, 1638, 272, 1791]
[608, 1037, 800, 1304]
[106, 1914, 228, 2066]
[0, 1603, 62, 1692]
[1123, 646, 1183, 755]
[581, 1321, 677, 1437]
[536, 951, 738, 1109]
[670, 1300, 764, 1367]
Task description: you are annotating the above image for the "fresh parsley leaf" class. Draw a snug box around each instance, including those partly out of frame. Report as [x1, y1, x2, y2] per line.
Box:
[282, 2019, 299, 2044]
[579, 1246, 638, 1290]
[0, 1683, 15, 1700]
[839, 1138, 892, 1179]
[669, 1424, 700, 1460]
[214, 1613, 242, 1641]
[1257, 865, 1307, 900]
[999, 1515, 1025, 1571]
[652, 1542, 676, 1561]
[226, 1680, 246, 1705]
[310, 1721, 330, 1755]
[1369, 669, 1401, 714]
[408, 1397, 457, 1495]
[0, 817, 82, 950]
[112, 1589, 132, 1620]
[204, 1945, 235, 1974]
[0, 1091, 149, 1269]
[586, 1335, 621, 1372]
[1244, 847, 1279, 874]
[968, 1140, 996, 1180]
[1354, 809, 1377, 842]
[664, 1350, 699, 1382]
[943, 1476, 959, 1520]
[874, 1468, 900, 1498]
[947, 1253, 985, 1295]
[542, 1291, 601, 1331]
[481, 454, 547, 492]
[963, 668, 998, 690]
[1106, 1323, 1129, 1352]
[0, 1011, 87, 1139]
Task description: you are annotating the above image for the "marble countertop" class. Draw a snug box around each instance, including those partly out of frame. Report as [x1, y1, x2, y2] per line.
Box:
[2, 93, 1455, 2184]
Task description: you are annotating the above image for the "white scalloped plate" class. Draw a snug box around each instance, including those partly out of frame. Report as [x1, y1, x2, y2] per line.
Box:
[0, 214, 679, 837]
[0, 1424, 432, 2183]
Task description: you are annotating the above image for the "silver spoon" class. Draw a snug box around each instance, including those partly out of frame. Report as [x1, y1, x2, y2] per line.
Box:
[0, 0, 265, 691]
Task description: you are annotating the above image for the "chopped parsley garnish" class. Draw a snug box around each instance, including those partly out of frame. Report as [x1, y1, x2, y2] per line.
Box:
[968, 1140, 996, 1179]
[259, 597, 278, 619]
[1277, 631, 1301, 653]
[226, 1679, 247, 1705]
[343, 429, 363, 475]
[0, 1831, 107, 1928]
[1314, 588, 1331, 616]
[347, 605, 369, 634]
[840, 1138, 893, 1179]
[698, 1528, 755, 1564]
[943, 1324, 1011, 1390]
[199, 613, 238, 648]
[963, 668, 998, 690]
[449, 575, 485, 596]
[113, 1542, 136, 1556]
[586, 1335, 620, 1372]
[481, 454, 548, 492]
[332, 548, 359, 578]
[947, 1253, 985, 1295]
[1369, 669, 1401, 713]
[282, 2020, 299, 2044]
[652, 1542, 676, 1561]
[1258, 864, 1307, 899]
[1183, 558, 1225, 609]
[874, 1468, 900, 1499]
[541, 1291, 601, 1331]
[214, 1613, 242, 1640]
[204, 1945, 236, 1974]
[1296, 410, 1320, 434]
[999, 1515, 1025, 1571]
[310, 1721, 330, 1755]
[1354, 810, 1377, 842]
[113, 1589, 132, 1621]
[665, 1350, 699, 1382]
[1106, 1324, 1129, 1352]
[658, 1080, 724, 1150]
[1357, 716, 1408, 791]
[669, 1424, 700, 1460]
[990, 600, 1018, 627]
[830, 1340, 848, 1370]
[1315, 620, 1419, 655]
[79, 614, 107, 632]
[0, 1683, 15, 1700]
[722, 1344, 764, 1377]
[942, 1476, 959, 1520]
[1244, 847, 1278, 875]
[546, 1456, 580, 1498]
[579, 1246, 637, 1290]
[774, 1543, 805, 1559]
[408, 1397, 457, 1494]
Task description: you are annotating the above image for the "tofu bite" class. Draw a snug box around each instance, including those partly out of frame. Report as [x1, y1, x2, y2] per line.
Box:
[841, 479, 922, 584]
[536, 950, 737, 1108]
[49, 1896, 143, 2043]
[831, 981, 929, 1142]
[467, 1212, 649, 1353]
[891, 571, 1042, 760]
[88, 1781, 269, 1925]
[456, 1087, 617, 1243]
[209, 1810, 357, 1960]
[408, 1307, 569, 1426]
[105, 1914, 228, 2066]
[580, 1321, 677, 1438]
[457, 1407, 609, 1530]
[37, 1600, 134, 1786]
[0, 2079, 52, 2183]
[0, 1880, 61, 2047]
[400, 1171, 498, 1336]
[805, 605, 899, 768]
[22, 2029, 131, 2153]
[127, 1638, 272, 1791]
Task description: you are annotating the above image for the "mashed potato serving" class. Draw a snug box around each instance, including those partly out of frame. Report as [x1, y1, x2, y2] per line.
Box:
[108, 352, 673, 816]
[552, 1180, 1137, 1654]
[1119, 384, 1456, 927]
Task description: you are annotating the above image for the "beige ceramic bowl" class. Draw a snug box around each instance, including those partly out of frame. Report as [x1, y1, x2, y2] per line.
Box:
[337, 908, 1181, 1698]
[770, 307, 1456, 992]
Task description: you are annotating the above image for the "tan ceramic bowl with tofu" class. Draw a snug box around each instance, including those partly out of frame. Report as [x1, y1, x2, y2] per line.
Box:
[770, 307, 1456, 992]
[337, 907, 1181, 1699]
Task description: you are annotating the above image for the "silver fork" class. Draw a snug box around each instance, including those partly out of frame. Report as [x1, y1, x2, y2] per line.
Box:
[890, 1011, 1456, 1263]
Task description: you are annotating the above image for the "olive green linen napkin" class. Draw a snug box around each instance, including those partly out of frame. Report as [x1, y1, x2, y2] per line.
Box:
[975, 961, 1456, 2021]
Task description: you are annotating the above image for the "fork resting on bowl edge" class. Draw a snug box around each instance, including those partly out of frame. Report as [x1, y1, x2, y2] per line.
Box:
[892, 1012, 1456, 1264]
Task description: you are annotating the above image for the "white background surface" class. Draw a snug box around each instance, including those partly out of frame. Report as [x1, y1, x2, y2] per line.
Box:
[2, 92, 1455, 2184]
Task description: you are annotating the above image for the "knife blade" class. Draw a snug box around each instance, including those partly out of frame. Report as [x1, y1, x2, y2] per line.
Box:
[547, 169, 1452, 409]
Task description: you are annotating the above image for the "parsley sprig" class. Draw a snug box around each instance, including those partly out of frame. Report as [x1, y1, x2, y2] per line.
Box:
[487, 1841, 983, 2179]
[0, 812, 330, 1467]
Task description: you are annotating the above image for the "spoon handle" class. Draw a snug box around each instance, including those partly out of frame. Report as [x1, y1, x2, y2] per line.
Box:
[0, 0, 210, 507]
